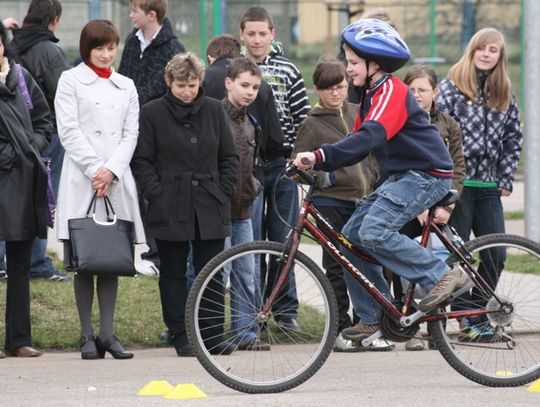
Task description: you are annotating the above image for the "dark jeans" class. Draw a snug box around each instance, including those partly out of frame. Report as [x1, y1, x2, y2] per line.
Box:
[4, 239, 34, 351]
[317, 205, 354, 331]
[156, 232, 225, 348]
[251, 157, 300, 320]
[450, 186, 506, 311]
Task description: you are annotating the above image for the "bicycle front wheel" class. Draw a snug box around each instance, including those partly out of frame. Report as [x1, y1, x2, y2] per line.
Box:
[430, 233, 540, 387]
[185, 240, 338, 393]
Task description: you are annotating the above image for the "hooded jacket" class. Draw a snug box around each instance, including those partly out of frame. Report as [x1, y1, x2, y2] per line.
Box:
[11, 27, 70, 129]
[118, 18, 185, 106]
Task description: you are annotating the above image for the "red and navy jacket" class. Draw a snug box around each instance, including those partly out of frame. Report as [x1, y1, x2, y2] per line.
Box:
[314, 75, 453, 179]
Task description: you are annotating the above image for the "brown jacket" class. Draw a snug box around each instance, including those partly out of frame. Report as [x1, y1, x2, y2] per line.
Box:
[431, 108, 465, 195]
[292, 102, 378, 203]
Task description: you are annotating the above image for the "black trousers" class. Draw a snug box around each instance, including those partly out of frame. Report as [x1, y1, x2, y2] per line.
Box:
[317, 205, 354, 331]
[156, 232, 225, 349]
[4, 239, 34, 351]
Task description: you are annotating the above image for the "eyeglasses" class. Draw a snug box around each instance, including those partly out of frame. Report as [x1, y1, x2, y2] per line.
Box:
[409, 87, 434, 96]
[321, 84, 348, 93]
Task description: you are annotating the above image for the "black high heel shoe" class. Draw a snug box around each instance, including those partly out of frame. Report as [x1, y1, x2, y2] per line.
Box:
[95, 335, 134, 359]
[80, 335, 100, 360]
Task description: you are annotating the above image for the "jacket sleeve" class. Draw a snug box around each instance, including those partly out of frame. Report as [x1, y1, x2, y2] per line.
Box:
[104, 82, 140, 179]
[25, 68, 52, 154]
[216, 104, 239, 197]
[292, 116, 327, 187]
[42, 45, 70, 104]
[130, 104, 162, 202]
[497, 96, 523, 192]
[54, 72, 103, 178]
[436, 78, 458, 118]
[287, 66, 311, 139]
[445, 115, 465, 195]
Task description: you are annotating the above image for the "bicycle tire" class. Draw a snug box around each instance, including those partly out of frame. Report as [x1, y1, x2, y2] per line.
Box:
[429, 233, 540, 387]
[186, 240, 339, 393]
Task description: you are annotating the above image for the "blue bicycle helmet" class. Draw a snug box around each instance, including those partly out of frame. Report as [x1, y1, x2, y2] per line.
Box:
[341, 19, 410, 73]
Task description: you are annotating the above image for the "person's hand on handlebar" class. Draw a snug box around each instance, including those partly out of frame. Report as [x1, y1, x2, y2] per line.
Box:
[292, 152, 316, 170]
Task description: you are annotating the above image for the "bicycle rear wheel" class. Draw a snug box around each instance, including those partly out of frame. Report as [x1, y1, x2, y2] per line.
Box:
[185, 240, 338, 393]
[430, 233, 540, 386]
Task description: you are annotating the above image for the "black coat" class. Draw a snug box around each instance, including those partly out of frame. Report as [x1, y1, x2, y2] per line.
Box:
[0, 59, 51, 240]
[131, 89, 238, 241]
[118, 18, 185, 106]
[203, 55, 284, 160]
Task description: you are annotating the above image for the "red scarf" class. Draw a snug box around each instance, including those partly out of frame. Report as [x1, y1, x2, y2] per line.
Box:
[87, 63, 112, 79]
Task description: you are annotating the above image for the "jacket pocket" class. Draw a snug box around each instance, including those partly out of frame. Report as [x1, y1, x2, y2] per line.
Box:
[0, 140, 17, 171]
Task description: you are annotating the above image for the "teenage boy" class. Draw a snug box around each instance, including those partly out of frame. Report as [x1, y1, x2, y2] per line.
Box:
[222, 57, 270, 351]
[204, 35, 283, 185]
[293, 19, 468, 341]
[119, 0, 185, 275]
[11, 0, 71, 282]
[240, 6, 310, 333]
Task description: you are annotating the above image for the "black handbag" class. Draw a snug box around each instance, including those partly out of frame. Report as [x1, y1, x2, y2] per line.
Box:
[67, 193, 136, 276]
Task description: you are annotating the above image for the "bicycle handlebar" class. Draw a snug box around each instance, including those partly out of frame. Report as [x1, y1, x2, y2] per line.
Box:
[285, 159, 316, 185]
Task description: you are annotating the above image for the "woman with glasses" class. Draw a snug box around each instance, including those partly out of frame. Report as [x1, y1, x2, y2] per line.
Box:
[292, 57, 388, 352]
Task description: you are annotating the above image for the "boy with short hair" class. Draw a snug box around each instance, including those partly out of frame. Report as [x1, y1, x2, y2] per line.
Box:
[119, 0, 185, 106]
[293, 19, 467, 341]
[221, 57, 270, 351]
[239, 6, 310, 333]
[119, 0, 185, 276]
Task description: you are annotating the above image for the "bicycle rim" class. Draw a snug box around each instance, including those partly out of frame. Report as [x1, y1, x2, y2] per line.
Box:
[186, 240, 338, 393]
[430, 233, 540, 386]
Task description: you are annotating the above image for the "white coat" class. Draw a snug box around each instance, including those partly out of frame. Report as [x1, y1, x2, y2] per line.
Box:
[54, 63, 145, 243]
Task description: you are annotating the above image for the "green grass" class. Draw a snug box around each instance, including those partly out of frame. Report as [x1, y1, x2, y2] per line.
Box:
[504, 210, 524, 220]
[0, 275, 165, 351]
[506, 254, 540, 275]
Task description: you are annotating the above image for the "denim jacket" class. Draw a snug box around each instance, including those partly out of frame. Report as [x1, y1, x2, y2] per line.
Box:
[437, 73, 522, 191]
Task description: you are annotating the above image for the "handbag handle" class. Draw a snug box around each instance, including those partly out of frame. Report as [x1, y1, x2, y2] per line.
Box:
[85, 192, 117, 226]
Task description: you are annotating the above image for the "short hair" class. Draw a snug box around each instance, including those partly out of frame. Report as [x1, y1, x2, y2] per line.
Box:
[403, 64, 438, 89]
[79, 20, 120, 65]
[22, 0, 63, 29]
[206, 35, 241, 59]
[362, 7, 397, 31]
[240, 6, 274, 31]
[312, 57, 348, 90]
[226, 57, 261, 81]
[165, 52, 205, 83]
[130, 0, 168, 24]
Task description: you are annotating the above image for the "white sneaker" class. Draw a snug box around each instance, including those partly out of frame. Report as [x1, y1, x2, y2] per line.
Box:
[135, 260, 159, 276]
[333, 333, 362, 352]
[366, 338, 395, 352]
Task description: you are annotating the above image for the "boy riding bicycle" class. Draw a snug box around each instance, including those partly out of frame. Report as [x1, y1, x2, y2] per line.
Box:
[293, 19, 469, 341]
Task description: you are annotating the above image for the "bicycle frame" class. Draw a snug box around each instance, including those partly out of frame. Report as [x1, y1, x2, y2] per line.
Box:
[262, 180, 502, 327]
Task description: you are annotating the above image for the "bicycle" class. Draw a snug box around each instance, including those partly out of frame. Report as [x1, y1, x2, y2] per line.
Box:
[185, 165, 540, 393]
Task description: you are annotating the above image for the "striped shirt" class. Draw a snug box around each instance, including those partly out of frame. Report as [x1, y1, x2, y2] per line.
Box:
[254, 43, 310, 151]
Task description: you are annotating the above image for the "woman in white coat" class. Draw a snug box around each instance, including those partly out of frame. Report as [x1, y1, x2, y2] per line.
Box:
[55, 20, 144, 360]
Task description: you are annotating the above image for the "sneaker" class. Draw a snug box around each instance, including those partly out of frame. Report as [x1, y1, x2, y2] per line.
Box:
[367, 338, 395, 351]
[0, 270, 6, 282]
[276, 318, 302, 333]
[418, 265, 469, 312]
[175, 343, 194, 357]
[458, 318, 497, 342]
[237, 339, 271, 351]
[31, 270, 71, 282]
[159, 329, 173, 345]
[333, 333, 362, 353]
[405, 337, 425, 351]
[135, 259, 159, 276]
[341, 322, 379, 341]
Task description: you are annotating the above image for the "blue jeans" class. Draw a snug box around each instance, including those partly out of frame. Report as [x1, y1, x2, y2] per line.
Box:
[225, 218, 258, 343]
[342, 170, 451, 325]
[449, 186, 505, 311]
[251, 157, 299, 320]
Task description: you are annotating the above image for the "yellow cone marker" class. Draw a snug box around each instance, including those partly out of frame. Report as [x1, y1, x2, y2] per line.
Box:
[495, 371, 513, 376]
[163, 383, 208, 399]
[527, 379, 540, 392]
[137, 380, 174, 396]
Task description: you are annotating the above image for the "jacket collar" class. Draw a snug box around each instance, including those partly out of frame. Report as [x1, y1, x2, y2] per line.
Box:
[71, 63, 131, 89]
